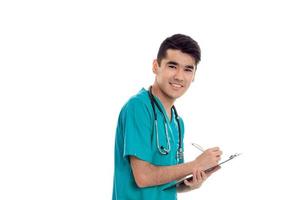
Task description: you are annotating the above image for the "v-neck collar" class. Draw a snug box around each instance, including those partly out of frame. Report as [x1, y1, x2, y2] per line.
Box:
[153, 95, 174, 124]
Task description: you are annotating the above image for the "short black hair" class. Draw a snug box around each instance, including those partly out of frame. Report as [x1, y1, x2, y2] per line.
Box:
[157, 34, 201, 66]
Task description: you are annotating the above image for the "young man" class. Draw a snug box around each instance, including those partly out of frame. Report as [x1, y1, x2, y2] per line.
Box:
[112, 34, 222, 200]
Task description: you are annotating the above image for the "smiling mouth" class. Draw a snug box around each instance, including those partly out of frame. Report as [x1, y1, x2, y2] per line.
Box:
[169, 82, 183, 89]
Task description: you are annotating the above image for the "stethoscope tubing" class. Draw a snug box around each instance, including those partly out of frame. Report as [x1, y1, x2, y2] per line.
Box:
[148, 86, 182, 156]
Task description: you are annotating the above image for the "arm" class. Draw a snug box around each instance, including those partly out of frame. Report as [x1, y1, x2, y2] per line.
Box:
[130, 156, 195, 188]
[130, 147, 222, 188]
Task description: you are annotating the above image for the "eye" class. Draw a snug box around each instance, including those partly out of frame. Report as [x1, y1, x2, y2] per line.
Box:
[184, 68, 193, 72]
[168, 65, 176, 69]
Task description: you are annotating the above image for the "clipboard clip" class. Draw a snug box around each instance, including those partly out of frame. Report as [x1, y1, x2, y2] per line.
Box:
[229, 153, 241, 159]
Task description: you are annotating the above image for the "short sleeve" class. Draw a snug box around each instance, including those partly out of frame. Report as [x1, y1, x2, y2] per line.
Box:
[122, 99, 153, 163]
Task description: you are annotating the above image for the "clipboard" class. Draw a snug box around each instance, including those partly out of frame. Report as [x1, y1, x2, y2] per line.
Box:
[163, 153, 241, 190]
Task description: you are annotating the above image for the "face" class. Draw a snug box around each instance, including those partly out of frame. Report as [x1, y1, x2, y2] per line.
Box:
[153, 49, 196, 100]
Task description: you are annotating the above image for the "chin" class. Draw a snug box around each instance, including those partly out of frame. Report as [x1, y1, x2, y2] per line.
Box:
[160, 84, 186, 99]
[167, 91, 184, 100]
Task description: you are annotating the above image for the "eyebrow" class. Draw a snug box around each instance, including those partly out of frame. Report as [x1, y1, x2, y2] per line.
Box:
[185, 65, 195, 70]
[166, 61, 179, 66]
[166, 61, 195, 70]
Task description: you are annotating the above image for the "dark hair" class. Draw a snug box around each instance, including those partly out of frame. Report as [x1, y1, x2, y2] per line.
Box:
[157, 34, 201, 66]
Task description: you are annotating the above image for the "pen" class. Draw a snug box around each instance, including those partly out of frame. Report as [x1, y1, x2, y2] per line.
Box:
[191, 143, 205, 152]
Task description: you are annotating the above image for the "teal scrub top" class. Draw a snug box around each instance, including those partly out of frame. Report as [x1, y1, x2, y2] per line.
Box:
[112, 88, 185, 200]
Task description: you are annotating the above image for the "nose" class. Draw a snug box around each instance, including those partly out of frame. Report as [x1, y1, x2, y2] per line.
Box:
[174, 67, 184, 82]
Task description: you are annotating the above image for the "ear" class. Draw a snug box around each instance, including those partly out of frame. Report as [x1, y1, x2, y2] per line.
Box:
[152, 59, 159, 74]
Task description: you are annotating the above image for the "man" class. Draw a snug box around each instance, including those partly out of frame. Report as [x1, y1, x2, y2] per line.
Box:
[112, 34, 222, 200]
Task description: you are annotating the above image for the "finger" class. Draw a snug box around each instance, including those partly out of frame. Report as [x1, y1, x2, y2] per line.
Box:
[194, 170, 204, 188]
[193, 170, 198, 183]
[184, 179, 193, 186]
[216, 151, 222, 157]
[197, 169, 203, 183]
[210, 147, 220, 151]
[201, 170, 207, 181]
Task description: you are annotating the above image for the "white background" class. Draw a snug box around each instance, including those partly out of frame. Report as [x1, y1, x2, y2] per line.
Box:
[1, 0, 299, 199]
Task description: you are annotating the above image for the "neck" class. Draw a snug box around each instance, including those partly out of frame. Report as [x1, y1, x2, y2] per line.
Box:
[151, 83, 175, 119]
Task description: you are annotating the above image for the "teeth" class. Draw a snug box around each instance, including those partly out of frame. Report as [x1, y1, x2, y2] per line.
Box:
[171, 83, 182, 88]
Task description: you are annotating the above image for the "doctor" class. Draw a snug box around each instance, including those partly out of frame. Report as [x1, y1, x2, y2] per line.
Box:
[112, 34, 222, 200]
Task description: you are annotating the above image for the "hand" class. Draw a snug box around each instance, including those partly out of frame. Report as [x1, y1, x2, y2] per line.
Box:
[194, 147, 222, 170]
[183, 165, 221, 190]
[183, 169, 207, 190]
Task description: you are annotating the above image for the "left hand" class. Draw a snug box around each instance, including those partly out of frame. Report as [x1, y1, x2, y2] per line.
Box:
[183, 168, 207, 189]
[183, 166, 221, 190]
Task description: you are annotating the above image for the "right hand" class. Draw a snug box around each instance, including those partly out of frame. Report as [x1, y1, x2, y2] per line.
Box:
[194, 147, 222, 170]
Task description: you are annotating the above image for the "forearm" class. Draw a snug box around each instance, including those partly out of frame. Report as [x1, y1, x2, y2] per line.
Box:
[130, 147, 222, 188]
[151, 162, 195, 186]
[131, 157, 196, 188]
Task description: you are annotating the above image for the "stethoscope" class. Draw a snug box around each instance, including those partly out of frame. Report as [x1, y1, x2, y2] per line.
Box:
[148, 86, 183, 162]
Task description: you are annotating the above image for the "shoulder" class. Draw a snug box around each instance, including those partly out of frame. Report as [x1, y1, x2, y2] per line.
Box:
[121, 88, 152, 117]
